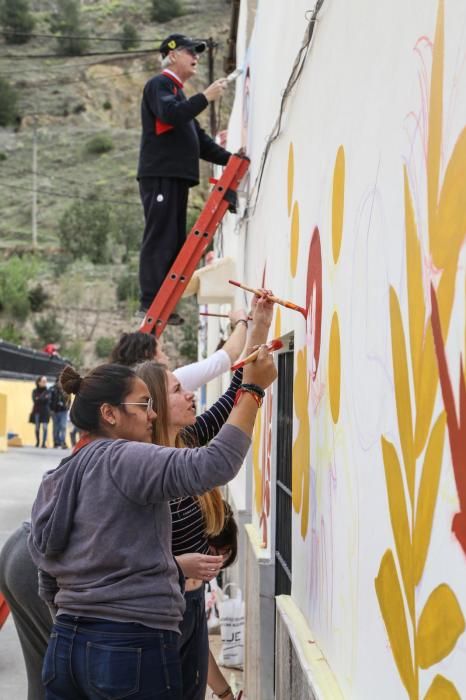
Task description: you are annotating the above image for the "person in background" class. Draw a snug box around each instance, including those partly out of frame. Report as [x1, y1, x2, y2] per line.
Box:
[31, 376, 51, 448]
[137, 32, 230, 324]
[135, 293, 273, 700]
[111, 307, 249, 392]
[49, 376, 69, 448]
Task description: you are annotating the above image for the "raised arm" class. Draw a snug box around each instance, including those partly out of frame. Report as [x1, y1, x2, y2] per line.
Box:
[182, 369, 243, 446]
[110, 347, 277, 503]
[145, 77, 208, 126]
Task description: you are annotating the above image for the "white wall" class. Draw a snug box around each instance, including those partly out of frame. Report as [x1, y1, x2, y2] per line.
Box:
[218, 0, 466, 697]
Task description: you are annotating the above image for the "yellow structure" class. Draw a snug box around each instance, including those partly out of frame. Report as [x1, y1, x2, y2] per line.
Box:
[0, 392, 7, 452]
[0, 378, 41, 448]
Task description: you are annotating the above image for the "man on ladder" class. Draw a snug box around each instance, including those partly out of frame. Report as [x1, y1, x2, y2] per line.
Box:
[137, 33, 230, 325]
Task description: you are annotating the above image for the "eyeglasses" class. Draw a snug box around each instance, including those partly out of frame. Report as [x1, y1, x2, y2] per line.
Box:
[119, 398, 154, 415]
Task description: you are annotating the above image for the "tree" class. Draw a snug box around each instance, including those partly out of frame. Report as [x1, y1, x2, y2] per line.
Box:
[150, 0, 183, 23]
[58, 199, 112, 264]
[33, 313, 64, 346]
[0, 77, 18, 127]
[0, 0, 35, 44]
[113, 205, 143, 262]
[95, 336, 114, 359]
[119, 22, 140, 51]
[49, 0, 88, 56]
[0, 255, 37, 321]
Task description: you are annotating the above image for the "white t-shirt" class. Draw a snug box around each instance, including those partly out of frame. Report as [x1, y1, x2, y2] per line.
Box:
[173, 349, 230, 391]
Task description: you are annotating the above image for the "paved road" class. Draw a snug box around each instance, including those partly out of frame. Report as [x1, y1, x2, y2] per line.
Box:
[0, 447, 243, 700]
[0, 446, 68, 700]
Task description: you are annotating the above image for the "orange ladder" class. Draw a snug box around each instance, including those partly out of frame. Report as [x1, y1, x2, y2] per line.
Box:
[139, 154, 249, 337]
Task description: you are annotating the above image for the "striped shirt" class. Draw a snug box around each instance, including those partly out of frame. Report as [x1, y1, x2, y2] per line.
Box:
[170, 370, 242, 556]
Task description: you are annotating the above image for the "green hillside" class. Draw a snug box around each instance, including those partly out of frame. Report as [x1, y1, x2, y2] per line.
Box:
[0, 0, 233, 368]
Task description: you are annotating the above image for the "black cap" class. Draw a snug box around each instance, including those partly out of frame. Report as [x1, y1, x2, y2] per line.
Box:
[159, 34, 206, 57]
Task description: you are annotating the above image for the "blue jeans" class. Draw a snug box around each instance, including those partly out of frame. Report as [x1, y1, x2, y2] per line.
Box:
[52, 411, 68, 446]
[34, 414, 48, 447]
[179, 586, 209, 700]
[43, 615, 183, 699]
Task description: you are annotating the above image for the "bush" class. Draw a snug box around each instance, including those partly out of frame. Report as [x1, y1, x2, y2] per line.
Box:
[116, 273, 138, 302]
[58, 199, 112, 264]
[62, 339, 83, 367]
[102, 99, 112, 110]
[0, 152, 7, 161]
[33, 314, 64, 346]
[28, 283, 49, 312]
[0, 322, 23, 345]
[0, 0, 35, 44]
[85, 134, 114, 155]
[0, 77, 18, 127]
[113, 205, 143, 261]
[95, 336, 114, 359]
[49, 0, 89, 56]
[119, 22, 140, 50]
[0, 255, 36, 320]
[150, 0, 183, 23]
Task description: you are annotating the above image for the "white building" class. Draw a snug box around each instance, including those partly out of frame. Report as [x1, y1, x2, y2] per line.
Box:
[202, 1, 466, 697]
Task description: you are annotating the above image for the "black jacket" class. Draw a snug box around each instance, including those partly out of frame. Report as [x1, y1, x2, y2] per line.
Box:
[31, 387, 51, 422]
[137, 71, 230, 185]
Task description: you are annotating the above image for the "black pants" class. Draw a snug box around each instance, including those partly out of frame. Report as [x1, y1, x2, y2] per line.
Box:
[179, 585, 209, 700]
[0, 525, 52, 700]
[138, 177, 190, 310]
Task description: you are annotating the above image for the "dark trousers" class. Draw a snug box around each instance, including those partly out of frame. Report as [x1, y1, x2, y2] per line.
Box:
[138, 177, 190, 310]
[179, 585, 209, 700]
[52, 411, 67, 447]
[43, 615, 182, 699]
[0, 525, 52, 700]
[34, 414, 48, 447]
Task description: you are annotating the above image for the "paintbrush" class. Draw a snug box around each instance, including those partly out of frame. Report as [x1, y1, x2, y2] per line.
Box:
[228, 280, 307, 318]
[225, 68, 243, 82]
[231, 338, 283, 371]
[199, 312, 253, 320]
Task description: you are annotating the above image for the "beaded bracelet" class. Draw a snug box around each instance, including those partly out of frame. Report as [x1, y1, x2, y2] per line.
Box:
[233, 383, 265, 408]
[215, 686, 233, 699]
[241, 383, 265, 399]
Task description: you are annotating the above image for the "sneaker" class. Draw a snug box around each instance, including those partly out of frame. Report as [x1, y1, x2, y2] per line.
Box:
[167, 313, 185, 326]
[61, 443, 68, 449]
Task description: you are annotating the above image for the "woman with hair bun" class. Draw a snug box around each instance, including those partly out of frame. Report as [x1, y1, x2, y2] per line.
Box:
[27, 336, 276, 698]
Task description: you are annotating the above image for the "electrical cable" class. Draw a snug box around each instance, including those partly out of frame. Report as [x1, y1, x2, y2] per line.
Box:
[0, 179, 140, 207]
[0, 48, 156, 60]
[2, 65, 155, 91]
[1, 163, 137, 191]
[0, 30, 161, 43]
[241, 0, 325, 221]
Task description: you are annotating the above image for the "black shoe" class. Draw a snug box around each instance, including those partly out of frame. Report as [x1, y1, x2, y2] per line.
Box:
[35, 441, 39, 448]
[41, 444, 47, 448]
[167, 313, 185, 326]
[61, 443, 68, 449]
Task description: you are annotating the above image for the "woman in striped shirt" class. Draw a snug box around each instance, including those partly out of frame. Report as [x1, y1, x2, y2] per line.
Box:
[136, 294, 273, 700]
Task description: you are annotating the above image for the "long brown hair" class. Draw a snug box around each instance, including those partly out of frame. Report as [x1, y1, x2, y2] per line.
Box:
[135, 361, 225, 536]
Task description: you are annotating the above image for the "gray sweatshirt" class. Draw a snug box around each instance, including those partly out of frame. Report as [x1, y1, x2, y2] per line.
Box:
[28, 424, 250, 633]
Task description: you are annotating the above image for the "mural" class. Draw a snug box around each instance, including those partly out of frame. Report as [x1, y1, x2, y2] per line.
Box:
[431, 285, 466, 556]
[375, 2, 465, 697]
[251, 275, 282, 548]
[223, 0, 466, 696]
[291, 145, 343, 539]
